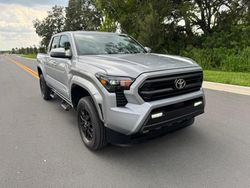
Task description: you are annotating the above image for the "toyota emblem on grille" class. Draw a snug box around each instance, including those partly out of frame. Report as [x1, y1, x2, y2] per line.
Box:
[175, 79, 186, 89]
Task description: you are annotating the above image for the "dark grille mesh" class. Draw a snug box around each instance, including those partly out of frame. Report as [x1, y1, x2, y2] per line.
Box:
[139, 71, 203, 102]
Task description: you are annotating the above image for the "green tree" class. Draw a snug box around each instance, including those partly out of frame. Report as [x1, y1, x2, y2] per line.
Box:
[33, 46, 38, 54]
[33, 6, 65, 47]
[65, 0, 102, 31]
[96, 0, 185, 53]
[96, 0, 250, 53]
[39, 46, 47, 53]
[99, 16, 117, 32]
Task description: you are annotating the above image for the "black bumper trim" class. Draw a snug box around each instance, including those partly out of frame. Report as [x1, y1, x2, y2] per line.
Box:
[106, 118, 195, 145]
[142, 97, 204, 132]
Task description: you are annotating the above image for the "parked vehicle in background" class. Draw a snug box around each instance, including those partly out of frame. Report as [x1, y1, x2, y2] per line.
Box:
[37, 31, 205, 150]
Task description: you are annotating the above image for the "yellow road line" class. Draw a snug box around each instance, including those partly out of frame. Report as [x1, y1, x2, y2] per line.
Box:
[6, 57, 39, 79]
[16, 62, 39, 79]
[7, 57, 38, 75]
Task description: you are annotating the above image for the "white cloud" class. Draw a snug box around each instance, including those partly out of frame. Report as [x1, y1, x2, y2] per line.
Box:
[0, 4, 57, 50]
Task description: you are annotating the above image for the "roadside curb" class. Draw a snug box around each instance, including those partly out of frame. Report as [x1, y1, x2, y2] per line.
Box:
[203, 81, 250, 96]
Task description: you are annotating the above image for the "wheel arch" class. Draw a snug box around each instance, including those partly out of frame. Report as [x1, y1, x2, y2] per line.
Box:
[37, 65, 44, 77]
[70, 77, 104, 122]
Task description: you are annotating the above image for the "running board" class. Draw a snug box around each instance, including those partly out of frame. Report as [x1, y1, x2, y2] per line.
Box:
[50, 88, 73, 111]
[61, 101, 72, 111]
[50, 92, 55, 99]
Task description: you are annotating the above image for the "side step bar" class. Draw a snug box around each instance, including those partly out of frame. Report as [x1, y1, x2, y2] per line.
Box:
[50, 92, 56, 99]
[61, 101, 72, 111]
[50, 89, 73, 111]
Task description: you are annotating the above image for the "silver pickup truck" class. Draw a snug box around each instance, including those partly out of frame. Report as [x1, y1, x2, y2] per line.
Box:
[37, 31, 205, 150]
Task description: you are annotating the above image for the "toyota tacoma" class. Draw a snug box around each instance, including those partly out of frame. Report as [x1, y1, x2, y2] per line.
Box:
[37, 31, 205, 150]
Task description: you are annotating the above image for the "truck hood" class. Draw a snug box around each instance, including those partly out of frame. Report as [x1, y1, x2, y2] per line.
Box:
[78, 53, 200, 78]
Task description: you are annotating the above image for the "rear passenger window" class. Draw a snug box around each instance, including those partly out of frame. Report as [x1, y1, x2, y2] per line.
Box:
[50, 36, 60, 51]
[59, 35, 71, 49]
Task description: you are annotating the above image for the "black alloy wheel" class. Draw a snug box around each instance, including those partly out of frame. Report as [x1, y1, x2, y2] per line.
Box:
[77, 97, 106, 150]
[79, 109, 94, 142]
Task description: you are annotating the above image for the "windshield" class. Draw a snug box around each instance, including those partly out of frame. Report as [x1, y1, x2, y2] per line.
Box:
[74, 33, 146, 55]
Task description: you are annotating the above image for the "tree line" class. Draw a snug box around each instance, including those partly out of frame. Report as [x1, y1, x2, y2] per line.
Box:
[11, 46, 46, 55]
[15, 0, 250, 72]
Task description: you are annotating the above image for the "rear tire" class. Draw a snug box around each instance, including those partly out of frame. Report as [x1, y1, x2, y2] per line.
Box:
[77, 97, 106, 150]
[39, 74, 52, 100]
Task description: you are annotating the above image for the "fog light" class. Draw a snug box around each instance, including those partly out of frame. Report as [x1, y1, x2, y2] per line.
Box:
[194, 101, 203, 107]
[151, 112, 163, 119]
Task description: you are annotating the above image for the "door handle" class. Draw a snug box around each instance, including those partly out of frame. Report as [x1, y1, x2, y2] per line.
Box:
[50, 61, 57, 67]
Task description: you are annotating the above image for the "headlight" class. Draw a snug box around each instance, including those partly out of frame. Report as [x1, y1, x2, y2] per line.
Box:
[96, 73, 134, 92]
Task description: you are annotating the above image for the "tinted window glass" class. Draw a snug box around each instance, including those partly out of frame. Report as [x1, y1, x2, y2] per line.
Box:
[74, 33, 146, 55]
[59, 35, 71, 49]
[50, 36, 60, 51]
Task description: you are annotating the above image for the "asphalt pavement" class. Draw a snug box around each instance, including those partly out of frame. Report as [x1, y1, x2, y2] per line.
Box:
[0, 54, 250, 188]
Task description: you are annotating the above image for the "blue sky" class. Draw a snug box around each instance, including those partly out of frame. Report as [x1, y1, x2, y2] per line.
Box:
[0, 1, 68, 50]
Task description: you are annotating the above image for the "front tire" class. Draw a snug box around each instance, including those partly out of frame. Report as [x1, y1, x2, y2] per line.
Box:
[39, 74, 52, 100]
[77, 97, 106, 150]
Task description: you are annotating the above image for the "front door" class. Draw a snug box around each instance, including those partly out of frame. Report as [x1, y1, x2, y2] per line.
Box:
[52, 35, 72, 99]
[45, 36, 60, 89]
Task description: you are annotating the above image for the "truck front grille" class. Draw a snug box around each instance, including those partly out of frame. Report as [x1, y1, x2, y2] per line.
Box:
[138, 71, 203, 102]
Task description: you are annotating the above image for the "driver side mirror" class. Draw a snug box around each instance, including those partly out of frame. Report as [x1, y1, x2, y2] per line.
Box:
[50, 48, 72, 59]
[144, 47, 152, 53]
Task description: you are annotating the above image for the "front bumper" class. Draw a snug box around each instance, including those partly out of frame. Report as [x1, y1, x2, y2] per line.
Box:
[101, 67, 205, 135]
[104, 89, 205, 135]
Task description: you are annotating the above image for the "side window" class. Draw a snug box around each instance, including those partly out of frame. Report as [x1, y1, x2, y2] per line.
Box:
[59, 35, 71, 50]
[50, 36, 60, 51]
